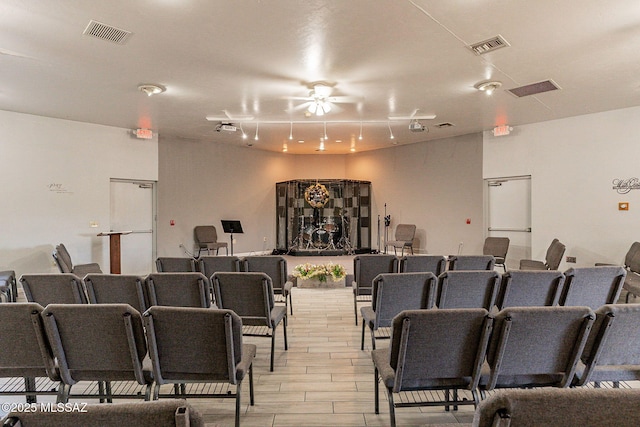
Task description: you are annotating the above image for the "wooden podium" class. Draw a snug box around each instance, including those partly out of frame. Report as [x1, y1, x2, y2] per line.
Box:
[97, 231, 132, 274]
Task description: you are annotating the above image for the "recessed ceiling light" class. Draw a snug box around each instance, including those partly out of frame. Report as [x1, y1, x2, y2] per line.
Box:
[474, 81, 502, 95]
[138, 84, 165, 96]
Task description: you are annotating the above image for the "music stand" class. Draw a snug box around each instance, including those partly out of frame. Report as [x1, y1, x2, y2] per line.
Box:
[221, 220, 243, 256]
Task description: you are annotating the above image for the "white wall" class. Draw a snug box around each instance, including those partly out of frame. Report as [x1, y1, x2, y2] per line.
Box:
[347, 133, 485, 255]
[483, 105, 640, 268]
[0, 110, 158, 275]
[157, 139, 350, 257]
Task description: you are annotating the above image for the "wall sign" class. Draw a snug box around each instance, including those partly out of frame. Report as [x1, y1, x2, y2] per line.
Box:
[612, 178, 640, 194]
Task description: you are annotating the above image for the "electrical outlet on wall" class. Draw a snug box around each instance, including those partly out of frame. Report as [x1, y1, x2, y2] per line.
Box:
[566, 256, 577, 263]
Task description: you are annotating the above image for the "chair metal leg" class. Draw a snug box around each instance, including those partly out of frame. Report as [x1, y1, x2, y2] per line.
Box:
[370, 327, 377, 350]
[24, 377, 37, 404]
[374, 368, 380, 414]
[153, 384, 161, 400]
[387, 386, 397, 427]
[354, 294, 359, 325]
[445, 389, 450, 411]
[289, 293, 293, 315]
[235, 380, 242, 427]
[249, 363, 255, 406]
[270, 327, 276, 372]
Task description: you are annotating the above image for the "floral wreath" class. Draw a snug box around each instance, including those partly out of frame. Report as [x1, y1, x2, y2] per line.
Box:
[304, 183, 330, 208]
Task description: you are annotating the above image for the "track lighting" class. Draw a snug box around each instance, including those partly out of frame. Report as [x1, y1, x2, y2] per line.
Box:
[359, 122, 363, 140]
[388, 122, 395, 140]
[254, 122, 259, 141]
[289, 122, 293, 140]
[240, 123, 247, 139]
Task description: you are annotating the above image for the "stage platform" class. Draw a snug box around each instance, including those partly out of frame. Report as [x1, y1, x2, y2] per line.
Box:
[282, 248, 374, 257]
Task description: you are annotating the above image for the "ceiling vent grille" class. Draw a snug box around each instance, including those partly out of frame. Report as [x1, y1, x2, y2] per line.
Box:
[435, 122, 455, 128]
[83, 20, 132, 44]
[468, 35, 510, 55]
[508, 80, 560, 98]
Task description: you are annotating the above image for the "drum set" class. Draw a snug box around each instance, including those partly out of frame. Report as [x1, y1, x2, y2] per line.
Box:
[293, 215, 353, 253]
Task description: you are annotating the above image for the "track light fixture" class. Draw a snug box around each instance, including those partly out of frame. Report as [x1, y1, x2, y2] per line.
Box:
[254, 122, 259, 141]
[388, 122, 395, 140]
[359, 122, 363, 140]
[289, 122, 293, 140]
[240, 123, 247, 139]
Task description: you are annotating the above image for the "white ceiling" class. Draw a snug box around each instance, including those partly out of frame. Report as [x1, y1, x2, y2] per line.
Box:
[2, 1, 640, 154]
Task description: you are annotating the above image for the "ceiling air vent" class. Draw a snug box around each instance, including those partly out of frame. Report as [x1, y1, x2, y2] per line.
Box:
[435, 122, 455, 129]
[508, 80, 560, 98]
[83, 20, 132, 44]
[468, 35, 510, 55]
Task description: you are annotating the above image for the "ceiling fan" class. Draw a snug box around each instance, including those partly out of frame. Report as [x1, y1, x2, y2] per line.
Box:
[286, 81, 363, 116]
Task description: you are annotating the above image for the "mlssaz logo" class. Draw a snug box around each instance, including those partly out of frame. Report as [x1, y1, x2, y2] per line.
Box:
[612, 178, 640, 194]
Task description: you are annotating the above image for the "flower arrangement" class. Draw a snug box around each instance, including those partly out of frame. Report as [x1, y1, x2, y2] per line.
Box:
[293, 262, 346, 283]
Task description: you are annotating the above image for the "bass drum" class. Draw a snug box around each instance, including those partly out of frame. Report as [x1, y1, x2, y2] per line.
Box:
[312, 228, 330, 248]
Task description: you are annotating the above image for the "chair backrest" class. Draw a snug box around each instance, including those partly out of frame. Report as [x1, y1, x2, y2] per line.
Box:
[144, 306, 244, 385]
[561, 266, 626, 309]
[394, 224, 416, 242]
[475, 388, 640, 427]
[447, 255, 496, 271]
[0, 302, 57, 380]
[0, 270, 17, 302]
[84, 274, 148, 313]
[497, 270, 565, 309]
[242, 255, 288, 291]
[370, 273, 436, 328]
[399, 255, 446, 275]
[4, 399, 205, 427]
[53, 243, 73, 273]
[212, 272, 275, 328]
[483, 237, 510, 259]
[624, 241, 640, 268]
[545, 238, 566, 270]
[436, 270, 500, 310]
[145, 273, 211, 308]
[198, 256, 240, 278]
[20, 273, 87, 305]
[577, 303, 640, 385]
[41, 304, 148, 385]
[353, 254, 399, 295]
[194, 225, 219, 247]
[627, 243, 640, 274]
[388, 308, 493, 393]
[483, 306, 594, 390]
[155, 257, 197, 272]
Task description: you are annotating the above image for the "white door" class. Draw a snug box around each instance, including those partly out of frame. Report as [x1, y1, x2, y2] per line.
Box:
[110, 179, 156, 275]
[485, 176, 531, 269]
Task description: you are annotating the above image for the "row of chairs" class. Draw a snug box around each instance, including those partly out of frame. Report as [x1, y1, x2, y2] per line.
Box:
[19, 271, 288, 372]
[372, 303, 640, 427]
[0, 302, 254, 427]
[156, 255, 293, 314]
[352, 253, 626, 324]
[359, 266, 626, 350]
[5, 387, 640, 427]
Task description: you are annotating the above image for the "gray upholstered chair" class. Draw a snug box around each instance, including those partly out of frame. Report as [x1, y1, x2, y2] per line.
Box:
[145, 273, 211, 308]
[143, 307, 256, 427]
[41, 303, 154, 402]
[194, 225, 228, 256]
[20, 273, 87, 306]
[372, 308, 493, 427]
[436, 270, 501, 310]
[84, 274, 148, 313]
[360, 272, 436, 350]
[352, 254, 399, 325]
[3, 399, 205, 427]
[399, 255, 446, 275]
[212, 272, 287, 372]
[52, 243, 102, 276]
[573, 303, 640, 386]
[603, 242, 640, 302]
[479, 306, 594, 392]
[242, 255, 293, 315]
[447, 255, 496, 271]
[519, 238, 565, 270]
[474, 388, 640, 427]
[385, 224, 416, 256]
[198, 255, 241, 277]
[155, 257, 197, 272]
[497, 270, 565, 309]
[0, 269, 18, 302]
[560, 266, 626, 309]
[482, 237, 510, 272]
[0, 302, 60, 403]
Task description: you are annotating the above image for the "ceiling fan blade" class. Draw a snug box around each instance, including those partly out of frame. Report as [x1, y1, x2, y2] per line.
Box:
[285, 102, 313, 113]
[388, 114, 437, 120]
[327, 96, 364, 104]
[281, 96, 314, 101]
